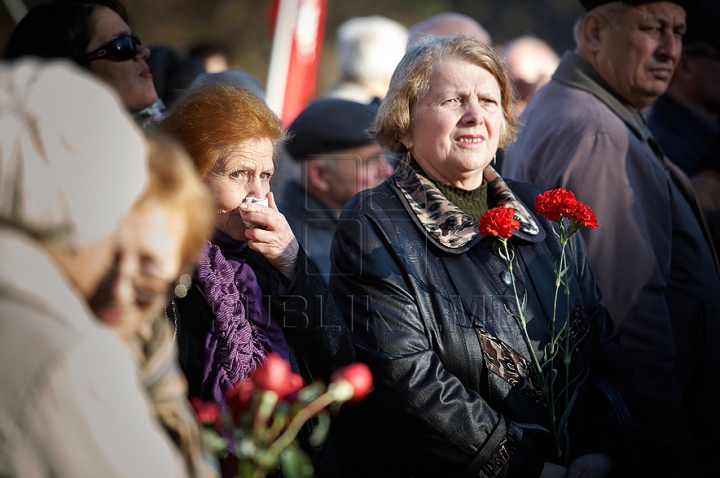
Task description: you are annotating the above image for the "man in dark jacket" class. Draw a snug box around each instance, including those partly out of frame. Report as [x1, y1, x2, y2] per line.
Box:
[278, 97, 393, 284]
[647, 0, 720, 176]
[502, 0, 720, 475]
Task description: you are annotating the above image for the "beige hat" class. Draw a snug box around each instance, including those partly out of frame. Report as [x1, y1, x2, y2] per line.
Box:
[0, 58, 147, 248]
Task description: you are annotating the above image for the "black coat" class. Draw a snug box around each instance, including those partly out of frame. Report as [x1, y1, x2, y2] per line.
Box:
[167, 245, 355, 478]
[329, 162, 632, 478]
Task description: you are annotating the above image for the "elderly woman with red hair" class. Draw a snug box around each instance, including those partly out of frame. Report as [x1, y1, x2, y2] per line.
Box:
[159, 83, 354, 478]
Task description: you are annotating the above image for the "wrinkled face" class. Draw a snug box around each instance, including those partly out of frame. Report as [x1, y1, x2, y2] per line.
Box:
[204, 138, 274, 241]
[595, 2, 686, 108]
[321, 144, 394, 209]
[86, 6, 158, 112]
[401, 58, 503, 190]
[89, 200, 185, 338]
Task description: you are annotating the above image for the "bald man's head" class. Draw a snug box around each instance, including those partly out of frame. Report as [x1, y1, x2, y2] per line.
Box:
[408, 12, 492, 46]
[503, 36, 560, 113]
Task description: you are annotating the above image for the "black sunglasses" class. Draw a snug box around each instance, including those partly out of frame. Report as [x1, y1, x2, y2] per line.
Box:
[84, 33, 141, 62]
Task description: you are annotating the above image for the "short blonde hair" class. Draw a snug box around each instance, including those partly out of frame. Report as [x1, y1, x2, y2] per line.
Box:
[159, 82, 286, 178]
[141, 132, 215, 269]
[375, 34, 519, 154]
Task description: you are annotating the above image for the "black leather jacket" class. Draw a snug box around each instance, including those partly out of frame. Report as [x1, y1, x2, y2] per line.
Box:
[329, 162, 631, 478]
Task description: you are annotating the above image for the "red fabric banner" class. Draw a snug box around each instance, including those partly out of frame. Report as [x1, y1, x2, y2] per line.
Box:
[266, 0, 327, 126]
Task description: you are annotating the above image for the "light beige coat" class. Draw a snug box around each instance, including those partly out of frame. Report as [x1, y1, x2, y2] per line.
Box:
[0, 230, 184, 478]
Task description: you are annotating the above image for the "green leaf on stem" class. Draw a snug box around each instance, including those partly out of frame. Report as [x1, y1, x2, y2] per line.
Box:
[280, 447, 314, 478]
[515, 422, 551, 433]
[255, 390, 279, 432]
[297, 382, 325, 405]
[547, 368, 558, 391]
[557, 376, 584, 436]
[264, 410, 288, 443]
[200, 427, 228, 456]
[309, 409, 331, 447]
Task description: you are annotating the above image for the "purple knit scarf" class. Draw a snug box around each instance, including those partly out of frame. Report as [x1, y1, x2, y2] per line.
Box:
[196, 239, 285, 412]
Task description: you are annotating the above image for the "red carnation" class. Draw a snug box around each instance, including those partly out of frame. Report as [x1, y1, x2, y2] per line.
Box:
[479, 207, 520, 239]
[191, 397, 220, 425]
[569, 202, 598, 229]
[251, 352, 305, 400]
[535, 188, 577, 222]
[332, 363, 374, 403]
[224, 379, 255, 421]
[536, 188, 598, 231]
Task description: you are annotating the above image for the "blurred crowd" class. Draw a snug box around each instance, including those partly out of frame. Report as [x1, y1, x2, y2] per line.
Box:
[0, 0, 719, 477]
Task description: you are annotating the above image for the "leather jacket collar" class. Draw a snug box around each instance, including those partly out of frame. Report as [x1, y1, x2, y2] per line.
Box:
[391, 160, 544, 252]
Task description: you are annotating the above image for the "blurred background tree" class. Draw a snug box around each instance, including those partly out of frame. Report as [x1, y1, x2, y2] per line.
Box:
[0, 0, 583, 97]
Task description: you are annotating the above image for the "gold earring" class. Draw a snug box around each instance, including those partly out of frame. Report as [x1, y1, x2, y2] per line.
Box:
[492, 154, 497, 165]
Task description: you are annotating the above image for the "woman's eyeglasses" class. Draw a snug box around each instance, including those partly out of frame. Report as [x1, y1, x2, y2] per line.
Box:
[84, 33, 141, 62]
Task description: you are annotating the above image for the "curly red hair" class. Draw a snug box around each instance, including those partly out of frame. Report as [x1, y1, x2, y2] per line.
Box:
[159, 82, 286, 178]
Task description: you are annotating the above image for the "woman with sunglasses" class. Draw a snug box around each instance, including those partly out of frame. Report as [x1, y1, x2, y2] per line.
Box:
[4, 0, 159, 116]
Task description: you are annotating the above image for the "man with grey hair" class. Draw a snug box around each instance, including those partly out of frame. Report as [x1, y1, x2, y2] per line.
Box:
[323, 16, 408, 103]
[503, 1, 720, 475]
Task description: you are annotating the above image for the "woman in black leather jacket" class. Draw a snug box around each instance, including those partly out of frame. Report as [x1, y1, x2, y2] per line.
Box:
[329, 34, 632, 478]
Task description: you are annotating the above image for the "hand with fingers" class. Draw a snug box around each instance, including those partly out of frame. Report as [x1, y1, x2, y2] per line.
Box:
[240, 192, 300, 280]
[566, 453, 612, 478]
[541, 462, 567, 478]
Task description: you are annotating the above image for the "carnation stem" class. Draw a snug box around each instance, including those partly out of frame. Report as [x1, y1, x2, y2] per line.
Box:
[552, 222, 571, 410]
[501, 238, 562, 461]
[257, 390, 337, 472]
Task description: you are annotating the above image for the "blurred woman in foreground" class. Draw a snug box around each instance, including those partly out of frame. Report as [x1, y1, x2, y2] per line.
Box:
[0, 59, 182, 477]
[89, 133, 217, 478]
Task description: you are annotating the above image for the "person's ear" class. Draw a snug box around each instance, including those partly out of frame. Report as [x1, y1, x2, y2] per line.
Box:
[400, 131, 414, 152]
[673, 55, 693, 82]
[305, 160, 332, 192]
[582, 13, 605, 54]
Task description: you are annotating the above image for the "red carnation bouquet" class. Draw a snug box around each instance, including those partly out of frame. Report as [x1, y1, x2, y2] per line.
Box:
[192, 353, 373, 478]
[478, 188, 597, 463]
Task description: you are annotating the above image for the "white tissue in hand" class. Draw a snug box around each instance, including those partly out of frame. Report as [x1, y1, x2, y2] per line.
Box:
[243, 196, 268, 228]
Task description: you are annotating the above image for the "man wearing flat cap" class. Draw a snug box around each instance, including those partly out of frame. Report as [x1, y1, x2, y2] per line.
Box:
[279, 98, 393, 284]
[503, 0, 720, 476]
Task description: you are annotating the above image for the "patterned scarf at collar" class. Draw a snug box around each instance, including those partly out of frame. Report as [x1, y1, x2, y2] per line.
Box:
[132, 99, 166, 130]
[196, 237, 285, 413]
[393, 160, 540, 249]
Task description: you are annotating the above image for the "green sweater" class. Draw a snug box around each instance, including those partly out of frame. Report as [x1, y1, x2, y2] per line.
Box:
[433, 179, 488, 222]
